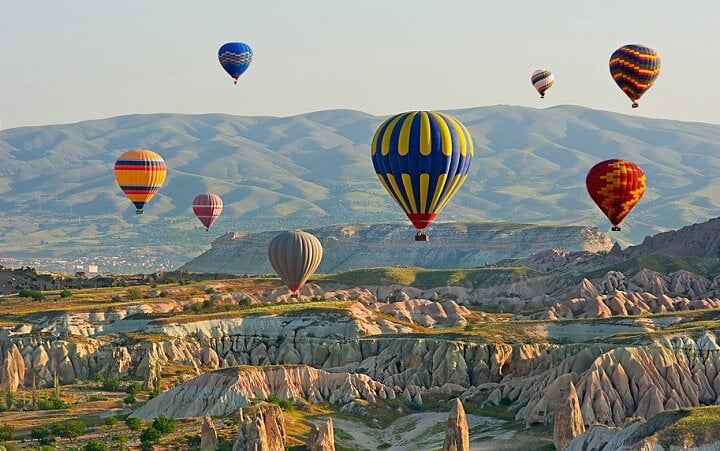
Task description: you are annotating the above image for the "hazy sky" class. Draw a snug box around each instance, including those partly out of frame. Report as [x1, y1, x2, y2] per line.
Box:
[1, 0, 718, 129]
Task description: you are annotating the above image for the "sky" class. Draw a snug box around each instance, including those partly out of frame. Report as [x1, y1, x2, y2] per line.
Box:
[1, 0, 719, 130]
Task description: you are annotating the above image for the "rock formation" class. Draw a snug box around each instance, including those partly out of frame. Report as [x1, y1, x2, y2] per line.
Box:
[182, 223, 611, 274]
[200, 416, 218, 451]
[132, 365, 395, 419]
[307, 418, 335, 451]
[552, 381, 585, 450]
[442, 398, 469, 451]
[231, 402, 285, 451]
[233, 412, 269, 451]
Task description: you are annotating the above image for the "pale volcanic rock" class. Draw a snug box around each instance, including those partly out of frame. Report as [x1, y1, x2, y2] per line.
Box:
[552, 380, 585, 450]
[375, 299, 470, 328]
[200, 416, 218, 451]
[307, 418, 335, 451]
[233, 413, 270, 451]
[442, 398, 470, 451]
[0, 343, 25, 391]
[132, 365, 396, 419]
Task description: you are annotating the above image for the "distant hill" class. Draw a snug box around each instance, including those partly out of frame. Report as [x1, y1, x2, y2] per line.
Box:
[2, 105, 720, 270]
[180, 222, 611, 274]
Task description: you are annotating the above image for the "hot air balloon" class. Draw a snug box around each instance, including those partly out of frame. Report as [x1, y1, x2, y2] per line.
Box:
[268, 230, 323, 296]
[586, 159, 646, 231]
[192, 193, 223, 230]
[371, 111, 474, 241]
[609, 44, 660, 108]
[218, 42, 253, 84]
[114, 149, 167, 214]
[531, 69, 554, 98]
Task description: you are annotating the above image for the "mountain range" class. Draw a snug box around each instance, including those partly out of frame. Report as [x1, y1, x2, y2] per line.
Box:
[2, 105, 720, 269]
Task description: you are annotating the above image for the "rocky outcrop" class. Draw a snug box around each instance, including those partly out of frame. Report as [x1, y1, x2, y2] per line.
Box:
[200, 416, 218, 451]
[182, 223, 612, 274]
[624, 217, 720, 258]
[0, 343, 25, 391]
[553, 381, 584, 450]
[231, 402, 285, 451]
[132, 365, 395, 419]
[233, 412, 269, 451]
[307, 418, 335, 451]
[443, 398, 469, 451]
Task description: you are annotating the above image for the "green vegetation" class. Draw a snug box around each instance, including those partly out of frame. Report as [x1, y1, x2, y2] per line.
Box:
[657, 406, 720, 447]
[83, 440, 108, 451]
[125, 417, 142, 431]
[0, 424, 14, 441]
[101, 377, 121, 391]
[320, 266, 542, 289]
[59, 288, 72, 298]
[140, 426, 162, 444]
[19, 289, 45, 301]
[103, 416, 118, 427]
[50, 420, 86, 439]
[126, 382, 142, 396]
[37, 396, 67, 410]
[151, 415, 176, 434]
[126, 287, 143, 300]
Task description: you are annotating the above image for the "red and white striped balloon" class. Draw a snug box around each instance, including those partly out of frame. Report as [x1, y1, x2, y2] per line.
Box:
[192, 193, 223, 230]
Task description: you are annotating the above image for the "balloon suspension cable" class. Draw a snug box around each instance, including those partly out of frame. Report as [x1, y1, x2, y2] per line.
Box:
[631, 102, 639, 108]
[611, 226, 621, 232]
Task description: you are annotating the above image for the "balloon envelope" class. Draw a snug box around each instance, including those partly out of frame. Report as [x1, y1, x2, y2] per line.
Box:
[218, 42, 253, 82]
[609, 44, 660, 107]
[192, 193, 223, 230]
[371, 111, 474, 230]
[268, 230, 323, 294]
[586, 159, 646, 228]
[114, 149, 167, 214]
[531, 69, 554, 98]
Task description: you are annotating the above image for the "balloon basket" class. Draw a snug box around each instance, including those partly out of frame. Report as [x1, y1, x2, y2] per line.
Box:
[135, 210, 143, 215]
[631, 103, 639, 108]
[611, 226, 621, 231]
[415, 233, 429, 242]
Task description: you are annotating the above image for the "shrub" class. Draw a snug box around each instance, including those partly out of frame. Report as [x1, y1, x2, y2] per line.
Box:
[126, 287, 142, 300]
[63, 420, 86, 439]
[37, 397, 67, 410]
[104, 416, 118, 427]
[185, 434, 201, 447]
[123, 395, 136, 405]
[140, 426, 162, 444]
[102, 378, 121, 391]
[111, 295, 122, 302]
[238, 298, 252, 307]
[125, 417, 142, 431]
[159, 290, 169, 298]
[463, 323, 474, 332]
[204, 287, 215, 294]
[31, 426, 51, 441]
[59, 288, 72, 298]
[93, 373, 105, 382]
[112, 434, 128, 451]
[88, 395, 108, 402]
[83, 440, 108, 451]
[278, 399, 293, 411]
[202, 299, 214, 309]
[126, 382, 142, 396]
[0, 423, 14, 441]
[19, 289, 44, 301]
[151, 415, 176, 434]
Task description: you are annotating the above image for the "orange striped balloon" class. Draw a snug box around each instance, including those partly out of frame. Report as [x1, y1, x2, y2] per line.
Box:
[114, 149, 167, 214]
[586, 159, 646, 231]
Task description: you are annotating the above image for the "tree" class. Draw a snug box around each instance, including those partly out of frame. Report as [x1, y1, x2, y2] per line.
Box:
[59, 289, 72, 298]
[31, 426, 51, 441]
[125, 417, 142, 431]
[52, 420, 85, 439]
[112, 434, 128, 451]
[103, 416, 118, 427]
[0, 423, 14, 441]
[83, 440, 108, 451]
[151, 415, 176, 434]
[126, 287, 142, 300]
[126, 382, 142, 396]
[102, 378, 121, 391]
[140, 426, 162, 444]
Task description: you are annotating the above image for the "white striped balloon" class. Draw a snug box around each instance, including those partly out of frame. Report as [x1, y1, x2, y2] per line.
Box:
[531, 69, 554, 98]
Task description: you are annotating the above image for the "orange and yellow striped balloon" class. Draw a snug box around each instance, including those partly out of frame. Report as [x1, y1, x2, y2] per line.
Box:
[586, 159, 646, 231]
[114, 149, 167, 214]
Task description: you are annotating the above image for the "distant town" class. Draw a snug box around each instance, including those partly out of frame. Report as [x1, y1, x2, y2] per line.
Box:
[0, 253, 181, 276]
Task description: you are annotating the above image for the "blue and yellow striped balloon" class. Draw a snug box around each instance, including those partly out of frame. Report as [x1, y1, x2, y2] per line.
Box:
[371, 111, 474, 230]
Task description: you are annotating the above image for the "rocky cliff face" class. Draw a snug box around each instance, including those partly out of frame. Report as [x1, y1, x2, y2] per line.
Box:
[307, 418, 335, 451]
[624, 217, 720, 258]
[132, 365, 396, 419]
[181, 223, 611, 274]
[442, 398, 469, 451]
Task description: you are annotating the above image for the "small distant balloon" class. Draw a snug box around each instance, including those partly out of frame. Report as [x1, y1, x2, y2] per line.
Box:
[218, 42, 253, 84]
[114, 149, 167, 214]
[609, 44, 660, 108]
[267, 230, 323, 295]
[586, 159, 646, 231]
[531, 69, 554, 99]
[192, 193, 223, 230]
